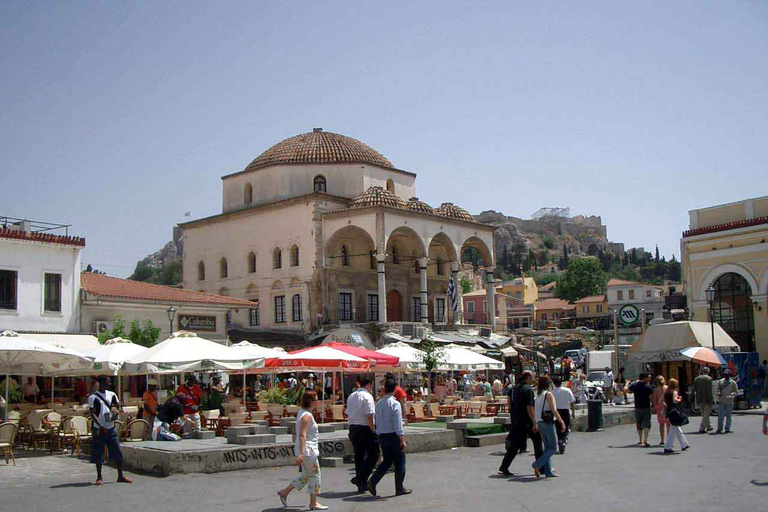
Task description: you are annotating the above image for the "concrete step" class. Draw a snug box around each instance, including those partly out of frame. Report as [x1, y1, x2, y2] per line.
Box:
[464, 432, 507, 448]
[318, 424, 337, 433]
[224, 426, 253, 441]
[280, 417, 295, 427]
[192, 430, 215, 440]
[269, 426, 289, 435]
[446, 421, 468, 430]
[230, 434, 277, 445]
[319, 457, 343, 468]
[465, 413, 482, 419]
[493, 417, 511, 425]
[436, 415, 454, 422]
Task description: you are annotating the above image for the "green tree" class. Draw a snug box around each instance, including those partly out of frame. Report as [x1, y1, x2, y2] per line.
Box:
[417, 338, 445, 403]
[555, 257, 606, 302]
[130, 263, 155, 282]
[654, 245, 660, 264]
[97, 314, 160, 346]
[543, 238, 555, 249]
[460, 276, 472, 294]
[97, 315, 127, 343]
[534, 272, 559, 286]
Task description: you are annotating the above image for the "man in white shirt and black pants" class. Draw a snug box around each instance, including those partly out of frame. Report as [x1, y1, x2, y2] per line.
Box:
[347, 378, 379, 493]
[552, 376, 575, 454]
[88, 376, 132, 485]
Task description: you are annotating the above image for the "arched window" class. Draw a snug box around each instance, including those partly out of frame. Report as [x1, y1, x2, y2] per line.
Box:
[436, 258, 444, 276]
[292, 294, 303, 322]
[386, 179, 394, 193]
[290, 244, 300, 267]
[313, 175, 327, 193]
[341, 244, 350, 267]
[392, 244, 400, 264]
[219, 258, 228, 278]
[712, 273, 755, 352]
[273, 247, 282, 269]
[197, 261, 205, 281]
[247, 252, 256, 273]
[244, 183, 253, 205]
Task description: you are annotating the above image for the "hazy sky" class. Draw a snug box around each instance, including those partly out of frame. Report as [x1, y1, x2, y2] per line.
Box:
[2, 2, 766, 277]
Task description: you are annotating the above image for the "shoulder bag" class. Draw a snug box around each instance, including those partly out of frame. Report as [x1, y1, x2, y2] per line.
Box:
[540, 392, 555, 424]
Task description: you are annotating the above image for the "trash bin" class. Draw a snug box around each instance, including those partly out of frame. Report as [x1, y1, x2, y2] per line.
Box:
[587, 399, 603, 432]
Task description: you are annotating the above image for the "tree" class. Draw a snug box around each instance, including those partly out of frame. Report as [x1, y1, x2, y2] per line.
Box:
[535, 273, 559, 286]
[460, 276, 472, 294]
[667, 256, 681, 282]
[559, 245, 570, 270]
[543, 238, 555, 249]
[622, 252, 629, 267]
[555, 257, 606, 302]
[130, 263, 155, 282]
[417, 338, 445, 403]
[97, 314, 161, 347]
[655, 245, 660, 264]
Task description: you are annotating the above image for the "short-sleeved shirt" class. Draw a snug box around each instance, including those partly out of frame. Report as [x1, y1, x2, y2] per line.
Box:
[88, 390, 120, 429]
[552, 386, 575, 410]
[346, 388, 376, 426]
[393, 385, 407, 402]
[512, 383, 535, 424]
[176, 384, 202, 415]
[142, 390, 158, 418]
[629, 381, 654, 409]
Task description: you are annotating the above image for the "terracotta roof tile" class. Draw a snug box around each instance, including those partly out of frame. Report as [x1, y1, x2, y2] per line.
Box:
[575, 295, 606, 303]
[534, 298, 573, 310]
[435, 202, 474, 222]
[682, 216, 768, 238]
[607, 278, 638, 287]
[347, 186, 408, 211]
[0, 228, 85, 247]
[406, 197, 435, 214]
[81, 272, 258, 307]
[539, 282, 557, 291]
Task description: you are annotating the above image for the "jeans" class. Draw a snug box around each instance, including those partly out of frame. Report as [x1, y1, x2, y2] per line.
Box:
[533, 421, 557, 477]
[349, 425, 380, 489]
[665, 425, 689, 451]
[717, 403, 733, 432]
[698, 403, 712, 432]
[369, 433, 406, 493]
[499, 420, 543, 472]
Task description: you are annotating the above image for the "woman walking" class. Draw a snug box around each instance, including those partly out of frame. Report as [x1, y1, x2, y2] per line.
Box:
[277, 391, 328, 510]
[663, 379, 690, 454]
[574, 373, 587, 404]
[531, 376, 566, 478]
[652, 375, 670, 445]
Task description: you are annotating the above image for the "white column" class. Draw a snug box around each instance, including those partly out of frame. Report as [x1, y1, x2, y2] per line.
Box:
[420, 258, 429, 325]
[377, 253, 387, 323]
[451, 261, 460, 326]
[486, 267, 496, 330]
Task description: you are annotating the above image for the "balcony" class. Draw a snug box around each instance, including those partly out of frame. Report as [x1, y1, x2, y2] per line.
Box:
[323, 308, 374, 325]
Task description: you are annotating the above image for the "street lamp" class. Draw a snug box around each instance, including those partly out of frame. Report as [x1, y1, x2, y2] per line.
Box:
[166, 306, 177, 336]
[705, 286, 716, 349]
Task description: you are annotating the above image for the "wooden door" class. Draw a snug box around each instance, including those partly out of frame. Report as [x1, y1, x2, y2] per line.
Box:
[387, 290, 402, 321]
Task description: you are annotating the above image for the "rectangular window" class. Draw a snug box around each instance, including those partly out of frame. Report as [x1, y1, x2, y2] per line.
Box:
[542, 313, 548, 320]
[292, 294, 303, 322]
[274, 296, 286, 324]
[617, 290, 623, 300]
[412, 297, 421, 322]
[629, 290, 635, 300]
[482, 300, 487, 312]
[467, 301, 475, 313]
[339, 292, 353, 322]
[436, 298, 446, 323]
[597, 304, 603, 313]
[44, 273, 62, 312]
[0, 270, 18, 310]
[646, 289, 652, 298]
[582, 305, 589, 314]
[249, 307, 260, 326]
[367, 294, 379, 322]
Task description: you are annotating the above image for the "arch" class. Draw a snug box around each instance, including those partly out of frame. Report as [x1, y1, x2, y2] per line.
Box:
[313, 175, 327, 193]
[460, 236, 494, 268]
[387, 290, 403, 322]
[711, 272, 755, 352]
[247, 251, 256, 273]
[218, 287, 229, 296]
[758, 265, 768, 298]
[289, 244, 300, 267]
[197, 261, 205, 281]
[271, 279, 285, 290]
[326, 225, 376, 270]
[292, 293, 303, 322]
[386, 226, 427, 266]
[392, 244, 400, 264]
[698, 263, 759, 301]
[244, 183, 253, 205]
[428, 232, 458, 277]
[386, 179, 395, 193]
[219, 257, 228, 278]
[273, 247, 282, 269]
[245, 283, 257, 295]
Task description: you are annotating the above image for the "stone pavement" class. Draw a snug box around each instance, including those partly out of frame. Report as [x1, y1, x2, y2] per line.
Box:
[1, 415, 766, 512]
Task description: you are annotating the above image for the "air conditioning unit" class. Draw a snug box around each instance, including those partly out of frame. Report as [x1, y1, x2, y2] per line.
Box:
[93, 321, 113, 334]
[400, 323, 415, 338]
[479, 327, 492, 338]
[414, 326, 428, 340]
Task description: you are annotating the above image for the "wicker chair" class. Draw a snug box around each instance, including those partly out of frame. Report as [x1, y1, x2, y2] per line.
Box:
[70, 416, 91, 456]
[125, 419, 150, 442]
[0, 422, 19, 466]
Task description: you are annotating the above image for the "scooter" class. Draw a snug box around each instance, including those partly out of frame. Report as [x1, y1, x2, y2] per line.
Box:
[584, 382, 606, 403]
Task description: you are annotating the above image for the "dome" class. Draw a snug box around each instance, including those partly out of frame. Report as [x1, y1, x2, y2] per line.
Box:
[435, 202, 474, 222]
[347, 187, 407, 211]
[406, 197, 435, 214]
[242, 128, 394, 173]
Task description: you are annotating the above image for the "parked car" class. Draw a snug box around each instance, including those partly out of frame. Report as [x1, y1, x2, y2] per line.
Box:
[575, 326, 594, 332]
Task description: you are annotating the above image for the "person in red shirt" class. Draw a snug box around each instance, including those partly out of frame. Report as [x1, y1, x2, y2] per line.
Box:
[74, 377, 89, 404]
[175, 375, 202, 434]
[385, 372, 407, 410]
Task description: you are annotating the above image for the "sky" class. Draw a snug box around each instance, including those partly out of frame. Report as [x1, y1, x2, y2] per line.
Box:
[2, 1, 766, 277]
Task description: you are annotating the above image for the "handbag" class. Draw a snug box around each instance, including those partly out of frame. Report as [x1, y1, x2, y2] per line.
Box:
[667, 403, 689, 426]
[541, 392, 555, 424]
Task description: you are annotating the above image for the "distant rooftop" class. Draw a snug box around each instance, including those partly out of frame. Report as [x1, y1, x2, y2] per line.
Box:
[0, 215, 84, 247]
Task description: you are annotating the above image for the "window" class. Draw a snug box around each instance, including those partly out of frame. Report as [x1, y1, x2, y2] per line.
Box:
[392, 244, 399, 264]
[197, 261, 205, 281]
[628, 290, 635, 300]
[414, 259, 420, 274]
[436, 298, 446, 323]
[290, 245, 299, 267]
[542, 313, 548, 321]
[274, 296, 286, 323]
[386, 179, 394, 193]
[582, 306, 589, 314]
[341, 245, 349, 267]
[597, 304, 603, 313]
[244, 183, 253, 205]
[554, 312, 559, 320]
[292, 294, 302, 322]
[412, 297, 422, 322]
[313, 175, 326, 193]
[0, 270, 18, 310]
[482, 300, 487, 312]
[339, 292, 353, 322]
[467, 301, 475, 313]
[249, 307, 260, 326]
[646, 289, 652, 298]
[248, 252, 256, 273]
[367, 294, 379, 321]
[617, 290, 623, 300]
[273, 248, 282, 269]
[436, 258, 444, 276]
[44, 273, 61, 312]
[219, 258, 228, 278]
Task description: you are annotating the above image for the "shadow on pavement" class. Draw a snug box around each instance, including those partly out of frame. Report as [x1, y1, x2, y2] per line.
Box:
[320, 490, 361, 499]
[607, 443, 647, 449]
[509, 475, 542, 483]
[50, 482, 94, 489]
[750, 480, 768, 487]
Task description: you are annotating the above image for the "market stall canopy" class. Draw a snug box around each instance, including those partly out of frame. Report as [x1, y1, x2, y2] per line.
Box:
[50, 337, 147, 376]
[231, 341, 287, 372]
[376, 342, 426, 371]
[439, 344, 504, 371]
[627, 321, 739, 363]
[500, 346, 519, 357]
[122, 331, 264, 374]
[18, 333, 100, 354]
[324, 342, 399, 366]
[266, 345, 370, 371]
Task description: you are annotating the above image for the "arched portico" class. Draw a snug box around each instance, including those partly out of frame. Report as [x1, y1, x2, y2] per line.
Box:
[698, 263, 759, 301]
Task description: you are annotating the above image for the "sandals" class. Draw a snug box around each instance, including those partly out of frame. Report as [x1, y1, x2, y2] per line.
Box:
[277, 492, 288, 508]
[531, 464, 540, 478]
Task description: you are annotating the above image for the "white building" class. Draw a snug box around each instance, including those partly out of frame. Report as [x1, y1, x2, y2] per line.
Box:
[0, 218, 84, 333]
[180, 129, 497, 341]
[606, 278, 665, 323]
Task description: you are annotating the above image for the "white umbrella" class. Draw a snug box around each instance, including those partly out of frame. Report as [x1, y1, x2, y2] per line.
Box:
[230, 341, 288, 401]
[0, 330, 92, 420]
[439, 344, 504, 371]
[123, 331, 264, 374]
[376, 342, 426, 370]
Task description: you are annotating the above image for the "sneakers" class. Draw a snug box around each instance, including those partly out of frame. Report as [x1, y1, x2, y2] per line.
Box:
[681, 446, 690, 451]
[663, 449, 674, 454]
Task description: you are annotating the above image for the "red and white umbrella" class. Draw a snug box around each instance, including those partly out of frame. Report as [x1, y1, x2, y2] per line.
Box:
[323, 342, 399, 367]
[266, 345, 370, 371]
[679, 346, 726, 367]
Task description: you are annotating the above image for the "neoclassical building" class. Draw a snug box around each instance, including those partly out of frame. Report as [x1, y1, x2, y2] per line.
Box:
[681, 195, 768, 357]
[180, 129, 496, 339]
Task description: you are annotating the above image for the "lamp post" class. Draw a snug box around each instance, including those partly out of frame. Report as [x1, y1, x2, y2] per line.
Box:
[705, 286, 716, 349]
[166, 306, 177, 337]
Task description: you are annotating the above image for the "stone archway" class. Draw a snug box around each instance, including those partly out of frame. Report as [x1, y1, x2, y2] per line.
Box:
[712, 272, 756, 352]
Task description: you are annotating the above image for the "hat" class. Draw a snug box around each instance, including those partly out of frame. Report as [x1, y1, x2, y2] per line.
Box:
[723, 369, 732, 376]
[186, 374, 198, 383]
[147, 378, 159, 386]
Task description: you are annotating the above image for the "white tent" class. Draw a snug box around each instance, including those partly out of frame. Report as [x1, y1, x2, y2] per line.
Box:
[439, 344, 504, 371]
[627, 321, 740, 363]
[123, 331, 264, 374]
[376, 342, 426, 371]
[230, 341, 287, 361]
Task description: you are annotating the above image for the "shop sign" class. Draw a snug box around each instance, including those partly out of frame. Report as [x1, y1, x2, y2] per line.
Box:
[618, 304, 640, 327]
[179, 315, 216, 332]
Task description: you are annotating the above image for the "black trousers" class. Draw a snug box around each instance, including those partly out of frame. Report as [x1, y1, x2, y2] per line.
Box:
[369, 433, 406, 493]
[556, 409, 571, 445]
[349, 425, 379, 488]
[499, 420, 543, 472]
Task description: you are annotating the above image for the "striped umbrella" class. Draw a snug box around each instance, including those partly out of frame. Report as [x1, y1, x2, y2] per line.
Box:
[679, 346, 726, 367]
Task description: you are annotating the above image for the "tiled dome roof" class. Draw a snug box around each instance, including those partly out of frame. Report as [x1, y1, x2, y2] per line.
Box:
[406, 197, 435, 214]
[347, 187, 408, 211]
[243, 129, 393, 173]
[435, 202, 474, 222]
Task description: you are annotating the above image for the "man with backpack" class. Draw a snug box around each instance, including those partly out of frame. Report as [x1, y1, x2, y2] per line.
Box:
[88, 376, 132, 485]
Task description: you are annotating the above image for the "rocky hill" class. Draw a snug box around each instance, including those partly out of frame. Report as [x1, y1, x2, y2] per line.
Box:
[129, 240, 183, 285]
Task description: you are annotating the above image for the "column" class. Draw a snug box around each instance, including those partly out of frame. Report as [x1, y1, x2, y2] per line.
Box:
[419, 257, 429, 325]
[451, 261, 460, 326]
[485, 267, 496, 330]
[377, 253, 387, 323]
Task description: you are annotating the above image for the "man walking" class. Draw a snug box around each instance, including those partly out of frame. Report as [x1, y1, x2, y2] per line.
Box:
[498, 371, 543, 476]
[693, 367, 714, 433]
[627, 373, 654, 446]
[368, 378, 412, 497]
[346, 378, 379, 493]
[552, 376, 575, 453]
[715, 369, 738, 434]
[88, 376, 132, 485]
[603, 367, 614, 403]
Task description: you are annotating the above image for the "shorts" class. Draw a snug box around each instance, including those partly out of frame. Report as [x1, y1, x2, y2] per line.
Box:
[635, 408, 652, 430]
[90, 427, 123, 464]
